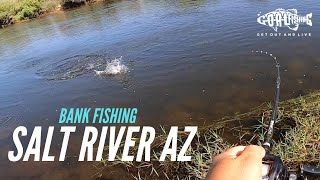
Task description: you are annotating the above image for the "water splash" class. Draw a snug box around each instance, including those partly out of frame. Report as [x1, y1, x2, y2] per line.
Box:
[37, 55, 129, 80]
[94, 57, 128, 76]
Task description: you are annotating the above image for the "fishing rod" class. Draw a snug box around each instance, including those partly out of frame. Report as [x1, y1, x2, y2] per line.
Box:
[252, 51, 320, 180]
[262, 53, 280, 152]
[257, 51, 288, 180]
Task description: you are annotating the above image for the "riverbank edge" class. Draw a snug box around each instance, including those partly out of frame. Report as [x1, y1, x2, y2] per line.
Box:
[95, 91, 320, 179]
[0, 0, 112, 28]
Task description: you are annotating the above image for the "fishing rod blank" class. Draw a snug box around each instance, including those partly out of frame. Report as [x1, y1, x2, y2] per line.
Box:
[262, 56, 280, 151]
[252, 51, 280, 151]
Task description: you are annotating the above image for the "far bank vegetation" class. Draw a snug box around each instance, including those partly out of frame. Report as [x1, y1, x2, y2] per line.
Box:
[0, 0, 108, 28]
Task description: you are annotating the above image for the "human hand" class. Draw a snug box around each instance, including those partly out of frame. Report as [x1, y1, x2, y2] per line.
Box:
[206, 145, 267, 180]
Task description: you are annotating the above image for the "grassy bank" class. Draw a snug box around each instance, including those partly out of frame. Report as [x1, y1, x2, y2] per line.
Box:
[0, 0, 97, 28]
[94, 91, 320, 179]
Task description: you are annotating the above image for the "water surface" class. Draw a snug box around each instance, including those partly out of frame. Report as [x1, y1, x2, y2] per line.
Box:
[0, 0, 319, 179]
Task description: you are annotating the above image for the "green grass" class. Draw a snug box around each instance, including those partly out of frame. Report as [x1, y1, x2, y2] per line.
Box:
[273, 92, 320, 169]
[94, 91, 320, 179]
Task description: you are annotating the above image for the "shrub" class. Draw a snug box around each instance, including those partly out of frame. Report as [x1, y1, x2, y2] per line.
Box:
[41, 0, 60, 12]
[14, 0, 43, 20]
[0, 2, 15, 27]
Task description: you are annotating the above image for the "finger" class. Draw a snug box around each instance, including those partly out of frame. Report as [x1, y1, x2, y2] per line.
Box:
[238, 145, 266, 160]
[222, 146, 246, 158]
[236, 146, 265, 179]
[224, 146, 246, 155]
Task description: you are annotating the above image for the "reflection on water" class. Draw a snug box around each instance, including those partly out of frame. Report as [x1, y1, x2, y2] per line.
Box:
[0, 0, 319, 179]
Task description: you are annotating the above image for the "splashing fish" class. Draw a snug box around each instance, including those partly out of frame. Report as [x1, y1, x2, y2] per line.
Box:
[257, 8, 312, 32]
[94, 57, 128, 76]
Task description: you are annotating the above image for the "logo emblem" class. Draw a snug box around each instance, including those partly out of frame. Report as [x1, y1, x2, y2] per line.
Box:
[257, 9, 312, 32]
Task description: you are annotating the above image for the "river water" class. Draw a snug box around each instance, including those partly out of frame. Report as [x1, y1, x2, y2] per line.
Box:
[0, 0, 319, 179]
